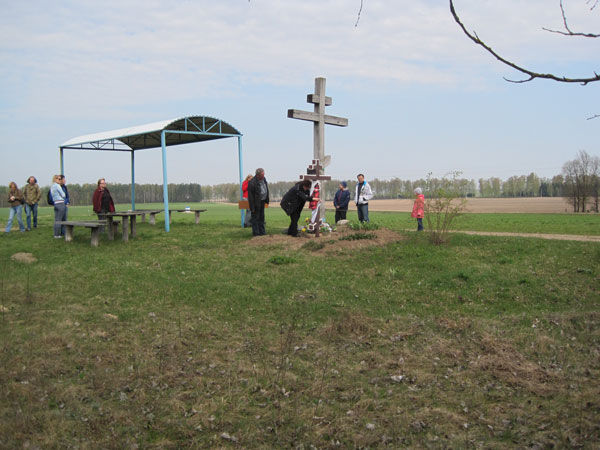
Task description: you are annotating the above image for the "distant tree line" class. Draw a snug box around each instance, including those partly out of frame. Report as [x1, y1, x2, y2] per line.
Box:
[1, 152, 598, 212]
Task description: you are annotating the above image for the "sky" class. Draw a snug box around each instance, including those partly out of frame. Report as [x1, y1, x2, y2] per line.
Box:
[0, 0, 598, 187]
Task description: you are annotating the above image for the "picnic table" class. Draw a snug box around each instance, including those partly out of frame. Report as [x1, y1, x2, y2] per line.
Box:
[56, 220, 106, 247]
[103, 211, 150, 242]
[168, 209, 207, 224]
[132, 209, 164, 225]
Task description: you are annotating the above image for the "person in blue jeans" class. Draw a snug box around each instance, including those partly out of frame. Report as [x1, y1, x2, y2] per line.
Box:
[5, 182, 25, 233]
[354, 174, 373, 223]
[23, 176, 41, 230]
[51, 175, 67, 238]
[60, 174, 70, 227]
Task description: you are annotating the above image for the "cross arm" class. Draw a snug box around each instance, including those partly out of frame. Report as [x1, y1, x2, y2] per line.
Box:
[287, 109, 349, 127]
[307, 94, 332, 105]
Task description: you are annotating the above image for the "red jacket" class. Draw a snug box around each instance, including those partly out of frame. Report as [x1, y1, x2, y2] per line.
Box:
[309, 183, 320, 210]
[92, 187, 115, 213]
[242, 180, 249, 199]
[411, 194, 424, 219]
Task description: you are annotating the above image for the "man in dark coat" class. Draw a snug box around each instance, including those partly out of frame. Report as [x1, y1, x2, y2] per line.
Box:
[280, 179, 314, 237]
[247, 168, 269, 236]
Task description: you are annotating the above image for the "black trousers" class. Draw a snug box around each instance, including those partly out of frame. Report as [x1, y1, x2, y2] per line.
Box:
[335, 209, 347, 223]
[288, 208, 302, 236]
[251, 201, 266, 236]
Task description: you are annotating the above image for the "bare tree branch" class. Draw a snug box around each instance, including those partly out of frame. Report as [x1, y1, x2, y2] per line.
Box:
[587, 113, 600, 120]
[355, 0, 364, 27]
[542, 0, 600, 36]
[449, 0, 600, 85]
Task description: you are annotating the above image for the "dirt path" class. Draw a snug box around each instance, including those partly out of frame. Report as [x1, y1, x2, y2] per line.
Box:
[443, 230, 600, 242]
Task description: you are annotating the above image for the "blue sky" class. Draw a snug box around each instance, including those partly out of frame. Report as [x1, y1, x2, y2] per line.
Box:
[1, 0, 597, 186]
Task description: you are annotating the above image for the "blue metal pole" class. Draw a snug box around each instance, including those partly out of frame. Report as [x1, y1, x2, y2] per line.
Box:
[238, 136, 244, 228]
[161, 131, 170, 232]
[131, 150, 136, 211]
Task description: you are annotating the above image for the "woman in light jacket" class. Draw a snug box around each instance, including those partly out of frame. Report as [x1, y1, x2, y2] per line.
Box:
[51, 175, 67, 238]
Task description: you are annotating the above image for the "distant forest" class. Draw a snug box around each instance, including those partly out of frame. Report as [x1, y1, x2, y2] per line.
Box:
[0, 173, 573, 208]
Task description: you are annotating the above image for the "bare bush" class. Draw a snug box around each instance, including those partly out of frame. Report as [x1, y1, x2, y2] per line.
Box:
[425, 172, 468, 245]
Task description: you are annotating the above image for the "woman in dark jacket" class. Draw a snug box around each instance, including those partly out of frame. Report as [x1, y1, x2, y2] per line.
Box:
[92, 178, 115, 227]
[280, 179, 314, 237]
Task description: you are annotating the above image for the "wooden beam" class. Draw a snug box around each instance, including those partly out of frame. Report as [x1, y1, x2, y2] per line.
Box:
[287, 109, 348, 127]
[307, 94, 332, 105]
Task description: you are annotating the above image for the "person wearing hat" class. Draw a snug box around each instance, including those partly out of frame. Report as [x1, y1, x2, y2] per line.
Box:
[411, 187, 425, 231]
[333, 181, 350, 223]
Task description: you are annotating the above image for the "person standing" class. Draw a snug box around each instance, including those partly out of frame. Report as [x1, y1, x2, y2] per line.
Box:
[242, 174, 253, 228]
[280, 179, 314, 237]
[247, 168, 269, 236]
[411, 187, 425, 231]
[22, 176, 41, 230]
[51, 175, 67, 238]
[60, 174, 70, 222]
[355, 174, 373, 223]
[333, 181, 350, 223]
[92, 178, 115, 230]
[309, 181, 321, 225]
[4, 182, 26, 233]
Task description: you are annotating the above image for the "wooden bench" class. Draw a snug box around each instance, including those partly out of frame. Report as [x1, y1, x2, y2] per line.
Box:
[168, 209, 207, 224]
[56, 221, 107, 247]
[91, 215, 120, 239]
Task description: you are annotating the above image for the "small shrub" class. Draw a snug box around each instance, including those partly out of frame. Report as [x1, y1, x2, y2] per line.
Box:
[347, 221, 380, 231]
[268, 255, 297, 265]
[339, 232, 376, 241]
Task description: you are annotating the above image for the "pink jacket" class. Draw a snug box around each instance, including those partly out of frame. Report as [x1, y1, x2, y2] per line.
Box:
[411, 194, 424, 219]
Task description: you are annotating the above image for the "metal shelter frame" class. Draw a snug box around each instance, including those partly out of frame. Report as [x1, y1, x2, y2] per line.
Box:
[59, 115, 244, 232]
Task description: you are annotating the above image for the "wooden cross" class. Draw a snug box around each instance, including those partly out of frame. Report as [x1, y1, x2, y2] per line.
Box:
[300, 160, 331, 238]
[288, 77, 348, 163]
[299, 160, 331, 183]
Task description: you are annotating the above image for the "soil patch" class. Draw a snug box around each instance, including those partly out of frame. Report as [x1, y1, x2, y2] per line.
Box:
[245, 226, 404, 253]
[10, 252, 37, 264]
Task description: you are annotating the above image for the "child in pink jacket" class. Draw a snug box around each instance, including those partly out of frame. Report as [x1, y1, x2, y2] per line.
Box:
[411, 187, 425, 231]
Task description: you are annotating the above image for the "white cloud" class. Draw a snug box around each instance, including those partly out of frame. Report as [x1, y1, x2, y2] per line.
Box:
[3, 0, 596, 120]
[0, 0, 597, 185]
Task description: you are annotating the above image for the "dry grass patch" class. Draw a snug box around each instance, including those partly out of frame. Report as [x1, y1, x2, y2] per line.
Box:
[1, 307, 598, 448]
[245, 227, 404, 254]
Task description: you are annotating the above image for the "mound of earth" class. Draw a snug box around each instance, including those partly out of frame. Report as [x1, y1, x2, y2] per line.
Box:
[245, 226, 404, 253]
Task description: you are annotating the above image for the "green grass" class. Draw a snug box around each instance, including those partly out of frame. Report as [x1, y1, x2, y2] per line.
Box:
[1, 203, 599, 448]
[372, 210, 600, 235]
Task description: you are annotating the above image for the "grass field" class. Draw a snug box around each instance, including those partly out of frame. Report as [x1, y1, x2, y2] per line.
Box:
[1, 203, 599, 448]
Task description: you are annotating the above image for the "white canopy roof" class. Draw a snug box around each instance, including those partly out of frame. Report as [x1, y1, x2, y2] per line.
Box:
[60, 115, 241, 151]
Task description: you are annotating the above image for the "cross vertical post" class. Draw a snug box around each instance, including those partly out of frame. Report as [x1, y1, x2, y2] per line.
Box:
[288, 77, 348, 224]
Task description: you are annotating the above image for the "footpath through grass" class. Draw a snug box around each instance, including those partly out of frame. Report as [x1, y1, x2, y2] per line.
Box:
[1, 204, 599, 448]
